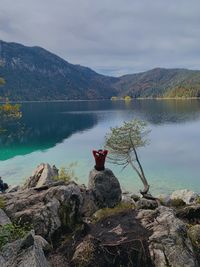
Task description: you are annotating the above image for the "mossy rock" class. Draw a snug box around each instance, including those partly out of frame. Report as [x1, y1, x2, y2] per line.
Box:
[170, 198, 186, 207]
[92, 202, 134, 223]
[188, 224, 200, 264]
[188, 225, 200, 248]
[0, 197, 6, 209]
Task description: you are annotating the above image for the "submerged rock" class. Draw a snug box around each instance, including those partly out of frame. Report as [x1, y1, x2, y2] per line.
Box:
[88, 168, 122, 209]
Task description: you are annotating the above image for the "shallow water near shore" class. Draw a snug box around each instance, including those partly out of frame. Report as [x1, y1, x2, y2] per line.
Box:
[0, 99, 200, 195]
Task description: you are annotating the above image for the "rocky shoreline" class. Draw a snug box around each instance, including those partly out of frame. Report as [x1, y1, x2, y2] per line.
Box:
[0, 163, 200, 267]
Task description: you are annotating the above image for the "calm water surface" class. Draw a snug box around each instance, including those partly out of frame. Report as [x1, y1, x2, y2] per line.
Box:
[0, 99, 200, 195]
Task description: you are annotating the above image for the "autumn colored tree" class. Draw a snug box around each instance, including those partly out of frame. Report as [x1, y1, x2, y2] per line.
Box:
[0, 77, 21, 132]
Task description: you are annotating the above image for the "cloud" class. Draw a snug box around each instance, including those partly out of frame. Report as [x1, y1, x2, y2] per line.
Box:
[1, 0, 200, 76]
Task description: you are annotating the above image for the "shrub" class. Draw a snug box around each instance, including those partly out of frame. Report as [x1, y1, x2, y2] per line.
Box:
[0, 223, 32, 249]
[55, 162, 78, 183]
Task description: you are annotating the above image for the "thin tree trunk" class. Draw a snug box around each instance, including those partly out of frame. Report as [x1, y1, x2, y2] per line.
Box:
[128, 154, 149, 194]
[132, 147, 149, 194]
[128, 131, 150, 194]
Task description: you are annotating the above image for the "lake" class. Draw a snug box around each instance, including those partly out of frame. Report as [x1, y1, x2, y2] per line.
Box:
[0, 99, 200, 195]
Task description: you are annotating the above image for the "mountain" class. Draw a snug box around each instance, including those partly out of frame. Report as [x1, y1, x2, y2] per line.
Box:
[1, 40, 200, 100]
[113, 68, 200, 98]
[0, 40, 117, 100]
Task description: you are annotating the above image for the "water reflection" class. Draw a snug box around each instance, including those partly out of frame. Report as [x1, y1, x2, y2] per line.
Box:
[0, 99, 200, 161]
[0, 102, 98, 160]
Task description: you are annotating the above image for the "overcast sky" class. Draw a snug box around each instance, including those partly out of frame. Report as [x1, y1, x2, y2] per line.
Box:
[0, 0, 200, 76]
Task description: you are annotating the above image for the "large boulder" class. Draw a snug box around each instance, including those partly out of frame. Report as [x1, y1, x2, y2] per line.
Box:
[22, 163, 59, 189]
[88, 168, 122, 209]
[137, 206, 198, 267]
[70, 209, 153, 267]
[0, 231, 50, 267]
[3, 182, 83, 239]
[170, 189, 199, 205]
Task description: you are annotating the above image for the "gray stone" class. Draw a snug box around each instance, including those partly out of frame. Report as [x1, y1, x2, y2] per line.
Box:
[22, 163, 59, 189]
[0, 232, 49, 267]
[6, 185, 20, 193]
[0, 208, 11, 225]
[3, 182, 83, 239]
[34, 235, 51, 253]
[136, 198, 158, 210]
[137, 206, 198, 267]
[188, 224, 200, 247]
[88, 168, 122, 208]
[156, 194, 171, 206]
[80, 189, 99, 217]
[170, 189, 199, 205]
[130, 193, 140, 202]
[121, 195, 136, 205]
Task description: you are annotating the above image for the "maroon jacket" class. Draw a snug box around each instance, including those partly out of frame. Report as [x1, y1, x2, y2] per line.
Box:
[92, 150, 108, 171]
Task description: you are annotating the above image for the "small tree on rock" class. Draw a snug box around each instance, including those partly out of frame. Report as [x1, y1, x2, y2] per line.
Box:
[105, 119, 150, 195]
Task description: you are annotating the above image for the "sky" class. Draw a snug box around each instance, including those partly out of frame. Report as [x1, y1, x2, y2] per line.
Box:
[0, 0, 200, 76]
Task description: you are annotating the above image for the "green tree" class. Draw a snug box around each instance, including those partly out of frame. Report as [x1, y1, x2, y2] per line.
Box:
[105, 119, 150, 195]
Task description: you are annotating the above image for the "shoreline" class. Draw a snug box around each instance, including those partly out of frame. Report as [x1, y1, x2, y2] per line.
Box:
[0, 97, 200, 104]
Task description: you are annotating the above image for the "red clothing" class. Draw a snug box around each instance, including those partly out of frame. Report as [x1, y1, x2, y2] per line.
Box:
[92, 150, 108, 171]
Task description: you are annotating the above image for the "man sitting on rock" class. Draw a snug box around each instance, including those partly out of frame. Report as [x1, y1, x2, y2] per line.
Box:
[0, 177, 8, 193]
[92, 149, 108, 171]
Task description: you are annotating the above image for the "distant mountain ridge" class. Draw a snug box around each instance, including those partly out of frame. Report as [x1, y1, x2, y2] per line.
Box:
[1, 40, 200, 100]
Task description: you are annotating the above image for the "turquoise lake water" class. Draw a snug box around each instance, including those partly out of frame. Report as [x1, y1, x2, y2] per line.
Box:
[0, 99, 200, 195]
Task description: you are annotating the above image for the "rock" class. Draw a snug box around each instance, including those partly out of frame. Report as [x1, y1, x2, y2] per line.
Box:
[188, 224, 200, 247]
[0, 208, 11, 225]
[121, 195, 136, 205]
[34, 235, 51, 253]
[80, 189, 99, 218]
[137, 206, 198, 267]
[71, 235, 97, 267]
[22, 163, 59, 189]
[176, 204, 200, 223]
[188, 224, 200, 264]
[3, 182, 83, 239]
[6, 185, 20, 193]
[0, 231, 49, 267]
[170, 189, 199, 205]
[130, 193, 140, 202]
[70, 210, 153, 267]
[156, 193, 171, 206]
[136, 198, 158, 210]
[88, 168, 122, 208]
